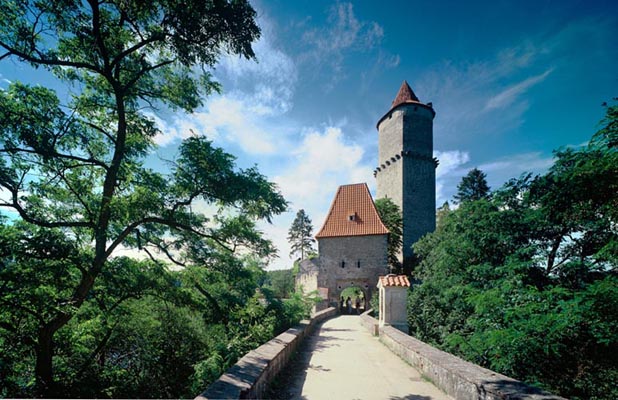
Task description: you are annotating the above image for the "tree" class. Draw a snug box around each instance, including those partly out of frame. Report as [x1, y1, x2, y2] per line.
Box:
[0, 1, 287, 396]
[375, 198, 403, 273]
[261, 269, 296, 298]
[409, 102, 618, 399]
[454, 168, 490, 203]
[287, 209, 315, 259]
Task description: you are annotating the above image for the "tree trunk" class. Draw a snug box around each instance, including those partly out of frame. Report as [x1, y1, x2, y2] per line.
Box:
[35, 326, 54, 398]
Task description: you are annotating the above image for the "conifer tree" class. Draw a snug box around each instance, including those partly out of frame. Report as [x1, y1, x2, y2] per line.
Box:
[454, 168, 490, 203]
[287, 209, 315, 259]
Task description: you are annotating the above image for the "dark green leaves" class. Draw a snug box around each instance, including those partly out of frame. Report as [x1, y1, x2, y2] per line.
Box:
[409, 102, 618, 399]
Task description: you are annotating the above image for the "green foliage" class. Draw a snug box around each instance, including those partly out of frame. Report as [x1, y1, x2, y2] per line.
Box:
[287, 209, 315, 259]
[261, 269, 296, 298]
[453, 167, 490, 203]
[374, 197, 403, 273]
[0, 248, 314, 398]
[408, 103, 618, 399]
[0, 0, 292, 397]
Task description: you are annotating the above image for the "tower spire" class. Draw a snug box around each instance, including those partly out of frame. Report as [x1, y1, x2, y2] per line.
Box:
[391, 80, 420, 108]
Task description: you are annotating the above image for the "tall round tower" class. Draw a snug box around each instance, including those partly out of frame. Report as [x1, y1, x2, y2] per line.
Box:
[374, 81, 437, 270]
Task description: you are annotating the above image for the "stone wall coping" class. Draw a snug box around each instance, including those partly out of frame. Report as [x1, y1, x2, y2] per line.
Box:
[360, 308, 379, 336]
[195, 307, 337, 400]
[379, 326, 567, 400]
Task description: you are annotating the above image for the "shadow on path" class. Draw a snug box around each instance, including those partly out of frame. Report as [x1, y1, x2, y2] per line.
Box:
[265, 319, 334, 399]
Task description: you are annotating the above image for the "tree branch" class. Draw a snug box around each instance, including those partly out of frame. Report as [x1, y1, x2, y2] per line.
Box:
[0, 185, 94, 229]
[122, 59, 175, 92]
[0, 39, 102, 74]
[110, 34, 165, 70]
[1, 147, 109, 170]
[105, 216, 233, 259]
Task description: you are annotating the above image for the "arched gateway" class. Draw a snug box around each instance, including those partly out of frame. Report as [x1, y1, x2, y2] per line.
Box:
[296, 183, 389, 311]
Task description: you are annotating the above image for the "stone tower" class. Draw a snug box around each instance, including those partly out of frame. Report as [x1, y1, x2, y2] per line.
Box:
[374, 81, 437, 268]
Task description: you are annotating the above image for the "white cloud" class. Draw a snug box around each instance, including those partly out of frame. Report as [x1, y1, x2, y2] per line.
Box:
[434, 150, 470, 205]
[264, 125, 375, 269]
[151, 12, 297, 155]
[274, 126, 373, 212]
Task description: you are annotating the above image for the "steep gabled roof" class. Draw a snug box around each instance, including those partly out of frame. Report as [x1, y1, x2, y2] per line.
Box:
[315, 183, 389, 238]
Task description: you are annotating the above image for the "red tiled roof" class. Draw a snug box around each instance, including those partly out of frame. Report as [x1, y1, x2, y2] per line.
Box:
[315, 183, 389, 238]
[378, 275, 410, 287]
[391, 80, 420, 108]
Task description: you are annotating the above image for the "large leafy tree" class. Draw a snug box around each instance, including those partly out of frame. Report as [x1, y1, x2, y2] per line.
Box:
[287, 209, 315, 259]
[0, 0, 287, 396]
[375, 197, 403, 274]
[409, 102, 618, 399]
[453, 167, 490, 203]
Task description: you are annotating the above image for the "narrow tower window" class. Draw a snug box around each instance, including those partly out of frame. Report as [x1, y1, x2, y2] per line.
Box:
[357, 260, 361, 268]
[341, 261, 345, 268]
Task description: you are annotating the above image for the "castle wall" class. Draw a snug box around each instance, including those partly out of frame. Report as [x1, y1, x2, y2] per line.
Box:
[296, 258, 319, 295]
[317, 234, 388, 305]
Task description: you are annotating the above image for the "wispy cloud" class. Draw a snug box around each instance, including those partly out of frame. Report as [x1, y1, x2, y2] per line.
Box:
[484, 68, 554, 111]
[300, 2, 387, 90]
[415, 48, 551, 146]
[217, 14, 297, 115]
[479, 151, 554, 180]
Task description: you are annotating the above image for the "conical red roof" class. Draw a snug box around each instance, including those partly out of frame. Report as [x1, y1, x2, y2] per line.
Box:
[376, 80, 434, 129]
[391, 80, 420, 108]
[315, 183, 389, 238]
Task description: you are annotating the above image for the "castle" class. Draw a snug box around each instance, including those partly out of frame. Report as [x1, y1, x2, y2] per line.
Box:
[296, 81, 436, 308]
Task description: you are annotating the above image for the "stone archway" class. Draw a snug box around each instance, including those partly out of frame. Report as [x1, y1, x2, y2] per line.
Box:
[334, 280, 374, 314]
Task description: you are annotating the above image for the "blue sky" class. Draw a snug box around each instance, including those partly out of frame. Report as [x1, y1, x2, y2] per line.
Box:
[1, 0, 617, 269]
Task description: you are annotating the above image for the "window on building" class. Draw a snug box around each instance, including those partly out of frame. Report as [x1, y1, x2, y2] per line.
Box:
[357, 260, 361, 268]
[341, 261, 345, 268]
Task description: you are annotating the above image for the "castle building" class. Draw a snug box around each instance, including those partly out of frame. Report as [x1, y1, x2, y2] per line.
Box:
[297, 183, 388, 308]
[375, 81, 437, 268]
[296, 81, 436, 308]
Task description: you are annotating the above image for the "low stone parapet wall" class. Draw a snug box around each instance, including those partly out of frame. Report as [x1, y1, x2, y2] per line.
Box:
[360, 308, 379, 336]
[195, 307, 337, 400]
[378, 325, 566, 400]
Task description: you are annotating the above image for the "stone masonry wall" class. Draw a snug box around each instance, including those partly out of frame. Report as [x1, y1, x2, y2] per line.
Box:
[377, 325, 566, 400]
[295, 258, 318, 294]
[376, 104, 435, 264]
[317, 234, 388, 304]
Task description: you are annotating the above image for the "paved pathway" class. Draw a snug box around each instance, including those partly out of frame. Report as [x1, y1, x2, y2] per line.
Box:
[268, 315, 452, 400]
